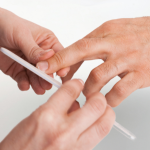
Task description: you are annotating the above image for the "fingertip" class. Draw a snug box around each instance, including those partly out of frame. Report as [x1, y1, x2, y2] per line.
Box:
[74, 79, 85, 90]
[27, 71, 46, 95]
[90, 92, 107, 109]
[105, 105, 116, 123]
[46, 85, 53, 90]
[36, 61, 49, 72]
[36, 49, 55, 73]
[18, 82, 30, 91]
[52, 42, 64, 52]
[32, 83, 46, 95]
[60, 79, 84, 99]
[39, 77, 53, 90]
[78, 79, 84, 86]
[34, 89, 46, 95]
[84, 91, 105, 101]
[56, 67, 70, 77]
[39, 49, 55, 60]
[84, 92, 107, 117]
[82, 85, 90, 98]
[63, 78, 84, 87]
[15, 71, 30, 91]
[105, 93, 120, 107]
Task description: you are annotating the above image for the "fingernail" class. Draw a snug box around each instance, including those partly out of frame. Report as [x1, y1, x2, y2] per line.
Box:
[78, 79, 84, 86]
[37, 61, 48, 72]
[61, 72, 68, 77]
[39, 49, 52, 57]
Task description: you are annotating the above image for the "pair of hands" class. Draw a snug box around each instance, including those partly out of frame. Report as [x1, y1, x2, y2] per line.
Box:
[1, 8, 150, 107]
[0, 8, 115, 150]
[1, 7, 150, 150]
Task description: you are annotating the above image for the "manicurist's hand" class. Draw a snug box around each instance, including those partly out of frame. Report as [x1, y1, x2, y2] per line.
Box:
[0, 79, 115, 150]
[37, 17, 150, 106]
[0, 8, 69, 94]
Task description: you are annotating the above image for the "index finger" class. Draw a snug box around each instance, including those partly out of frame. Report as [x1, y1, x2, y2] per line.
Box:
[44, 79, 84, 114]
[69, 92, 107, 136]
[36, 38, 110, 74]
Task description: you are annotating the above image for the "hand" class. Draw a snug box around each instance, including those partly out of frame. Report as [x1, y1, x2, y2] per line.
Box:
[37, 17, 150, 106]
[0, 79, 115, 150]
[0, 8, 69, 94]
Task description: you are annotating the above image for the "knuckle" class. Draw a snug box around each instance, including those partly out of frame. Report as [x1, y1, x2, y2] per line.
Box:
[54, 52, 64, 65]
[31, 105, 55, 125]
[103, 62, 118, 75]
[90, 62, 118, 83]
[101, 20, 115, 32]
[76, 39, 90, 50]
[75, 39, 90, 56]
[28, 46, 42, 63]
[90, 68, 104, 83]
[45, 33, 58, 44]
[114, 84, 126, 97]
[31, 107, 69, 147]
[106, 105, 116, 121]
[127, 79, 137, 88]
[106, 94, 121, 108]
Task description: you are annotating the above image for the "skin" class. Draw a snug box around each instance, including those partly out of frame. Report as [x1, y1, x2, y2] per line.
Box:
[0, 8, 115, 150]
[37, 17, 150, 107]
[0, 8, 69, 95]
[0, 79, 115, 150]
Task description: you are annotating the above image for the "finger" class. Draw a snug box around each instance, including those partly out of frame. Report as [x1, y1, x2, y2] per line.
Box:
[17, 30, 56, 64]
[27, 70, 45, 95]
[38, 74, 53, 90]
[84, 25, 106, 38]
[38, 35, 71, 77]
[38, 49, 70, 77]
[56, 67, 70, 77]
[38, 49, 55, 61]
[106, 72, 143, 107]
[83, 60, 127, 97]
[52, 41, 71, 77]
[61, 62, 83, 83]
[77, 106, 115, 150]
[15, 71, 30, 91]
[39, 34, 64, 53]
[46, 79, 84, 114]
[68, 101, 80, 113]
[38, 77, 52, 90]
[36, 38, 110, 74]
[5, 59, 30, 91]
[69, 93, 107, 135]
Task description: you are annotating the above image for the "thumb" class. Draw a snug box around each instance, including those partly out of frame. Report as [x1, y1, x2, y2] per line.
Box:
[18, 32, 54, 64]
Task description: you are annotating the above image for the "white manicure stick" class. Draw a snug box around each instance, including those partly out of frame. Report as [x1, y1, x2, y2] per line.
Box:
[0, 47, 136, 140]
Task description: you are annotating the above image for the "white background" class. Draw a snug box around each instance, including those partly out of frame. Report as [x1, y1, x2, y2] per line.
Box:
[0, 0, 150, 149]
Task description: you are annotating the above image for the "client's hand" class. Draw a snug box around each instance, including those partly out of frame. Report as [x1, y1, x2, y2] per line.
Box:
[0, 79, 115, 150]
[37, 17, 150, 106]
[0, 8, 69, 94]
